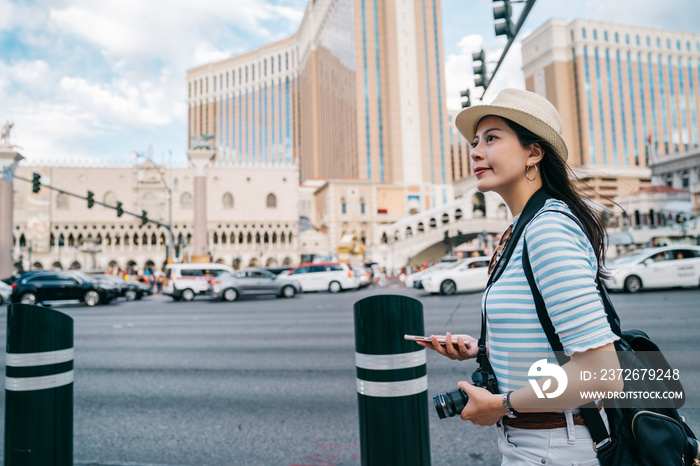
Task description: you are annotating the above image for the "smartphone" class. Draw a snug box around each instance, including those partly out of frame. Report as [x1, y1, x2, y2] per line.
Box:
[404, 334, 465, 347]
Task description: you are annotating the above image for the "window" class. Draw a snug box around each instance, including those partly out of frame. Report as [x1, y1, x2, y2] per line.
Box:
[266, 193, 277, 208]
[360, 198, 365, 214]
[104, 191, 117, 207]
[341, 197, 347, 214]
[222, 192, 234, 209]
[180, 192, 193, 209]
[56, 193, 70, 209]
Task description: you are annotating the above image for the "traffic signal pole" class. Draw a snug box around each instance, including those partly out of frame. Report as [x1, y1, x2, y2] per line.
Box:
[480, 0, 537, 97]
[14, 173, 168, 229]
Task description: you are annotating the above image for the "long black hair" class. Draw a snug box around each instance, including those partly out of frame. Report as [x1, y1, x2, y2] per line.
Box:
[502, 118, 609, 280]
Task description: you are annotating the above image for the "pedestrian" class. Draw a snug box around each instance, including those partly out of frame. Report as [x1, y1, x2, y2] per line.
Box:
[399, 268, 406, 287]
[416, 88, 622, 465]
[377, 267, 387, 287]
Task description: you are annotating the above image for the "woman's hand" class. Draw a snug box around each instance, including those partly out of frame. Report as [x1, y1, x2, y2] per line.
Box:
[415, 332, 477, 361]
[457, 382, 504, 426]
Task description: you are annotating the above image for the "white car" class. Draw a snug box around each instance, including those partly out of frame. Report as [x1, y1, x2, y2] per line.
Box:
[286, 262, 360, 293]
[604, 246, 700, 293]
[405, 262, 456, 288]
[421, 256, 491, 295]
[0, 281, 11, 304]
[163, 263, 234, 301]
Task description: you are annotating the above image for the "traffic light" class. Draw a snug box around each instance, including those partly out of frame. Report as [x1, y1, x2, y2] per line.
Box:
[493, 0, 514, 39]
[116, 201, 124, 217]
[87, 191, 94, 208]
[141, 210, 148, 226]
[472, 49, 487, 88]
[32, 172, 41, 193]
[460, 89, 472, 108]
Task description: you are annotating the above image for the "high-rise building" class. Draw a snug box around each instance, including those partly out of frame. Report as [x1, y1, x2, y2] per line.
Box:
[521, 19, 700, 210]
[186, 0, 454, 211]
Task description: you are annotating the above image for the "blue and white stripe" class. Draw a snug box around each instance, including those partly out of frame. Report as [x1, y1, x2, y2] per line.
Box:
[484, 200, 618, 393]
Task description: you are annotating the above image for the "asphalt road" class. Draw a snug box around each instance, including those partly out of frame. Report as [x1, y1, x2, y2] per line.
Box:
[1, 285, 699, 465]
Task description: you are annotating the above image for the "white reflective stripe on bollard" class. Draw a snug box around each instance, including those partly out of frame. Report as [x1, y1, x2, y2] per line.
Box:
[5, 370, 74, 392]
[356, 375, 428, 397]
[6, 348, 74, 367]
[355, 350, 426, 370]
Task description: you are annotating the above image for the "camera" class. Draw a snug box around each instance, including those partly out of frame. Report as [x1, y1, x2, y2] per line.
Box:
[432, 388, 469, 419]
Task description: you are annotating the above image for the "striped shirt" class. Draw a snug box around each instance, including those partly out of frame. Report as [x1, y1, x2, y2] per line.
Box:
[483, 199, 618, 393]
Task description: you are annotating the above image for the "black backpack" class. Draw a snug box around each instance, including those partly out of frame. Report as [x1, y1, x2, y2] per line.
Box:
[522, 209, 699, 466]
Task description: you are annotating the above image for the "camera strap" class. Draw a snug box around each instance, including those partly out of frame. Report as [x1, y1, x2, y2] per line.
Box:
[476, 189, 551, 389]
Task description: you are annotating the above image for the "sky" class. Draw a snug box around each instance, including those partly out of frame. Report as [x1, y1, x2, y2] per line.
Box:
[1, 0, 700, 167]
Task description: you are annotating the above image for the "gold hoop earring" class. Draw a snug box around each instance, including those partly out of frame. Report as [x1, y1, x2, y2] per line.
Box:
[525, 165, 538, 181]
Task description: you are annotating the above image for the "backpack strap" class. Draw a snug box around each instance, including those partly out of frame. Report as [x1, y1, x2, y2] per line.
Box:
[476, 189, 552, 376]
[521, 211, 613, 450]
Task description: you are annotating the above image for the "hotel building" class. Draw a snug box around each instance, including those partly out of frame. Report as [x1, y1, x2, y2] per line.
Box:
[521, 19, 700, 211]
[186, 0, 455, 257]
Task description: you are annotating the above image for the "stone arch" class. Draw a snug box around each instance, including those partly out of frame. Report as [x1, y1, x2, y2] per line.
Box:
[70, 261, 81, 270]
[51, 261, 63, 270]
[282, 257, 292, 266]
[496, 203, 508, 220]
[32, 261, 43, 270]
[266, 257, 278, 267]
[472, 192, 486, 217]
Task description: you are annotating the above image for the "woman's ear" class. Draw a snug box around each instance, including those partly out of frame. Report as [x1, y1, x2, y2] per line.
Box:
[528, 143, 545, 166]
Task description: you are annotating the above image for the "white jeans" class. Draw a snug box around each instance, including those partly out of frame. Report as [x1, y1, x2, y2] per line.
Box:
[495, 409, 609, 466]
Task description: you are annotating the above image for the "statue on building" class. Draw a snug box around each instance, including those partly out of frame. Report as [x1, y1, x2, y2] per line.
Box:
[1, 121, 14, 146]
[191, 134, 215, 151]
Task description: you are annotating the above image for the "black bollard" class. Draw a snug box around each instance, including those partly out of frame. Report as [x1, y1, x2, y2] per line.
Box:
[354, 295, 430, 465]
[5, 303, 74, 466]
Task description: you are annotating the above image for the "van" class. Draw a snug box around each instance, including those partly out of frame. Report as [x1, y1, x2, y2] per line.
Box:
[286, 262, 360, 293]
[163, 263, 234, 301]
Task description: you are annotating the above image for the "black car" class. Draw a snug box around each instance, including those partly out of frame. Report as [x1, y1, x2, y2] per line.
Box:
[90, 274, 148, 301]
[10, 271, 117, 306]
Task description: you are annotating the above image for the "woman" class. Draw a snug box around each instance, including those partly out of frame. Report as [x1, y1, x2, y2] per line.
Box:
[417, 89, 623, 465]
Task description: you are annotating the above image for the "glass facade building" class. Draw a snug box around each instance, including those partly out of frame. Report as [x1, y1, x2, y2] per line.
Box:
[522, 19, 700, 209]
[186, 0, 453, 211]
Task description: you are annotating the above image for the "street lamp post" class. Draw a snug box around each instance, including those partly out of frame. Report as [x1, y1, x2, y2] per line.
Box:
[159, 168, 175, 264]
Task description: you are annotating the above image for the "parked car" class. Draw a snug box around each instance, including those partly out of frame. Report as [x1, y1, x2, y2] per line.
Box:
[603, 246, 700, 293]
[352, 265, 372, 288]
[89, 273, 148, 301]
[285, 262, 360, 293]
[163, 263, 234, 302]
[405, 262, 456, 289]
[208, 268, 302, 301]
[421, 256, 491, 295]
[10, 271, 117, 306]
[265, 267, 292, 276]
[0, 281, 11, 304]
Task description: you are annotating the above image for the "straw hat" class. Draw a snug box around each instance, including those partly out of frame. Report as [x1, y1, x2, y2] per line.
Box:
[454, 88, 568, 162]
